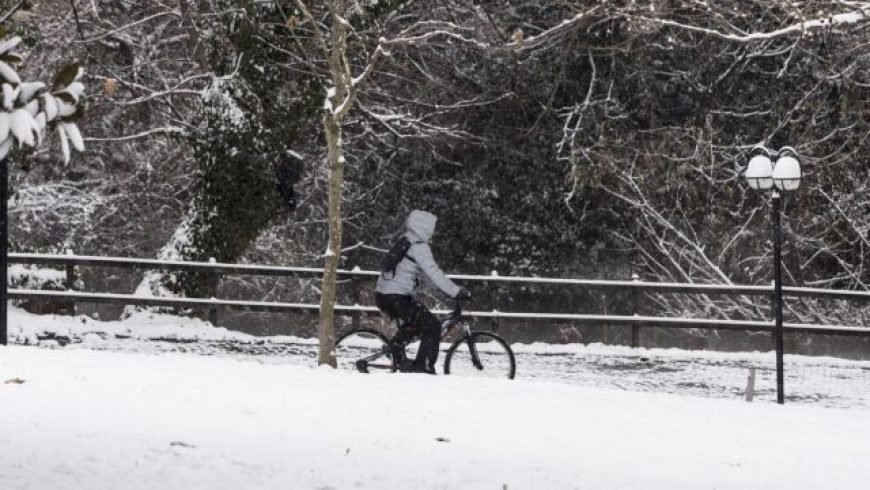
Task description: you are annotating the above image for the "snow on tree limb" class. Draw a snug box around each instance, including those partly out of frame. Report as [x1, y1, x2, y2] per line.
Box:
[74, 11, 183, 44]
[638, 9, 869, 43]
[509, 4, 869, 54]
[0, 0, 26, 25]
[83, 127, 184, 142]
[508, 7, 602, 52]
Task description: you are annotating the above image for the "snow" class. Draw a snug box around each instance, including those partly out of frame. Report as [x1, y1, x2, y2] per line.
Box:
[200, 80, 248, 131]
[7, 264, 66, 288]
[1, 341, 869, 489]
[5, 306, 870, 411]
[650, 10, 869, 43]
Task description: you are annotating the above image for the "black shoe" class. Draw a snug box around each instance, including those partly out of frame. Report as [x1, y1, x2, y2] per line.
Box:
[407, 360, 437, 375]
[355, 360, 369, 373]
[396, 358, 414, 373]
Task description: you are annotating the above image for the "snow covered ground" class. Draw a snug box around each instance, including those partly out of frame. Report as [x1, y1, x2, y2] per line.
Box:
[2, 307, 870, 488]
[5, 307, 870, 409]
[2, 343, 870, 490]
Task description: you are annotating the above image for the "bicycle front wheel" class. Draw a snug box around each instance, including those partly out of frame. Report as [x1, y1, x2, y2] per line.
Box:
[444, 332, 516, 379]
[334, 328, 394, 373]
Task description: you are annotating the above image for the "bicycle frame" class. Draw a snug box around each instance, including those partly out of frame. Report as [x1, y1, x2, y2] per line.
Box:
[355, 300, 475, 372]
[440, 304, 484, 370]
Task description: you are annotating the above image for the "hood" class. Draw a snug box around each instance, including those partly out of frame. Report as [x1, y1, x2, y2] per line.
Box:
[405, 209, 437, 242]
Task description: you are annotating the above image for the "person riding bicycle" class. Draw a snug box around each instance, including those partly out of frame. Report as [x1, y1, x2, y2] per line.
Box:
[375, 209, 471, 374]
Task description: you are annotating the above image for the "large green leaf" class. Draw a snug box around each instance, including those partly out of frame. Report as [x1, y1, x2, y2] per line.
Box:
[0, 53, 22, 65]
[52, 63, 81, 90]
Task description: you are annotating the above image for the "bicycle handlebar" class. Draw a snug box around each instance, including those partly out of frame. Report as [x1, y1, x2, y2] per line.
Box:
[451, 298, 470, 318]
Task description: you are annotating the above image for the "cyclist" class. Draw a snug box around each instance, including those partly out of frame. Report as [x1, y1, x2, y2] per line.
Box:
[374, 209, 471, 374]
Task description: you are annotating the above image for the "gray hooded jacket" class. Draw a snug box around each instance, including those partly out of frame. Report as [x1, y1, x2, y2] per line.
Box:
[375, 210, 461, 298]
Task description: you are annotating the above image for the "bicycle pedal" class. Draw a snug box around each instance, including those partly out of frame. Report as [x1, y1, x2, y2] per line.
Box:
[355, 360, 369, 373]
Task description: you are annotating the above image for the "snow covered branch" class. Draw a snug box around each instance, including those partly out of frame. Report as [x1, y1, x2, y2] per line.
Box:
[508, 7, 601, 52]
[83, 127, 185, 142]
[637, 8, 869, 43]
[74, 11, 183, 44]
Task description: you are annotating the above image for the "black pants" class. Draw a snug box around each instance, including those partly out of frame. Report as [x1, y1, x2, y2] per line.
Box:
[375, 293, 441, 369]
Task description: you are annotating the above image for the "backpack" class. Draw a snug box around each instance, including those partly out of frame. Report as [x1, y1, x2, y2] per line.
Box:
[274, 151, 303, 211]
[381, 237, 421, 278]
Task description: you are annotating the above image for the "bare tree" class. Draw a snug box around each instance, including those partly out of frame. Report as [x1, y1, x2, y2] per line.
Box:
[295, 0, 494, 365]
[506, 0, 870, 333]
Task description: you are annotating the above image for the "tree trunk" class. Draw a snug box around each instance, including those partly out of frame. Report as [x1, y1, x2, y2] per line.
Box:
[318, 114, 344, 367]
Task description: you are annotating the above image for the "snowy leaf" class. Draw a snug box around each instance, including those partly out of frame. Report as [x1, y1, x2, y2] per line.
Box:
[0, 136, 12, 161]
[24, 99, 38, 117]
[17, 82, 45, 104]
[33, 113, 45, 145]
[56, 99, 76, 118]
[53, 90, 78, 105]
[0, 61, 20, 85]
[10, 109, 37, 147]
[0, 37, 22, 56]
[65, 82, 85, 100]
[53, 81, 85, 105]
[2, 83, 18, 110]
[43, 94, 58, 121]
[61, 122, 84, 152]
[52, 63, 81, 90]
[0, 112, 8, 143]
[54, 92, 75, 105]
[57, 124, 70, 164]
[34, 112, 46, 138]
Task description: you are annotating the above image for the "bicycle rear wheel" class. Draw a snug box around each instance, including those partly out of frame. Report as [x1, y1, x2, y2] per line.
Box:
[444, 331, 516, 379]
[334, 328, 395, 373]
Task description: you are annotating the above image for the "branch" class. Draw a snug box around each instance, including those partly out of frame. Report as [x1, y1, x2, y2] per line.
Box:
[295, 0, 330, 61]
[83, 127, 185, 142]
[385, 29, 490, 51]
[75, 11, 182, 43]
[509, 7, 601, 52]
[638, 8, 869, 43]
[0, 0, 25, 24]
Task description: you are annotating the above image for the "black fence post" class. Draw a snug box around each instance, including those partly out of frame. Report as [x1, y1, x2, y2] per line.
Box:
[64, 249, 77, 316]
[631, 272, 641, 348]
[208, 303, 219, 326]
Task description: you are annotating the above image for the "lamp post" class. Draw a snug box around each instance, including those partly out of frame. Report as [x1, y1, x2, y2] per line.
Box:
[743, 146, 802, 404]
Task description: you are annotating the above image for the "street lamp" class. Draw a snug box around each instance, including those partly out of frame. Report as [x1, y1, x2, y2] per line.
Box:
[743, 146, 802, 404]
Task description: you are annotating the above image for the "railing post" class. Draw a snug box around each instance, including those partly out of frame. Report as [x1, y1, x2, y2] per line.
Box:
[631, 272, 641, 348]
[351, 266, 361, 331]
[490, 270, 500, 332]
[64, 249, 77, 316]
[208, 257, 219, 326]
[745, 367, 757, 402]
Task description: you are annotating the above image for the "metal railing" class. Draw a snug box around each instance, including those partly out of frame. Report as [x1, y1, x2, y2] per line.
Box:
[4, 253, 870, 341]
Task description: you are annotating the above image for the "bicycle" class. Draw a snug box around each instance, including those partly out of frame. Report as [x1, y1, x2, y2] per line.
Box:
[334, 300, 516, 379]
